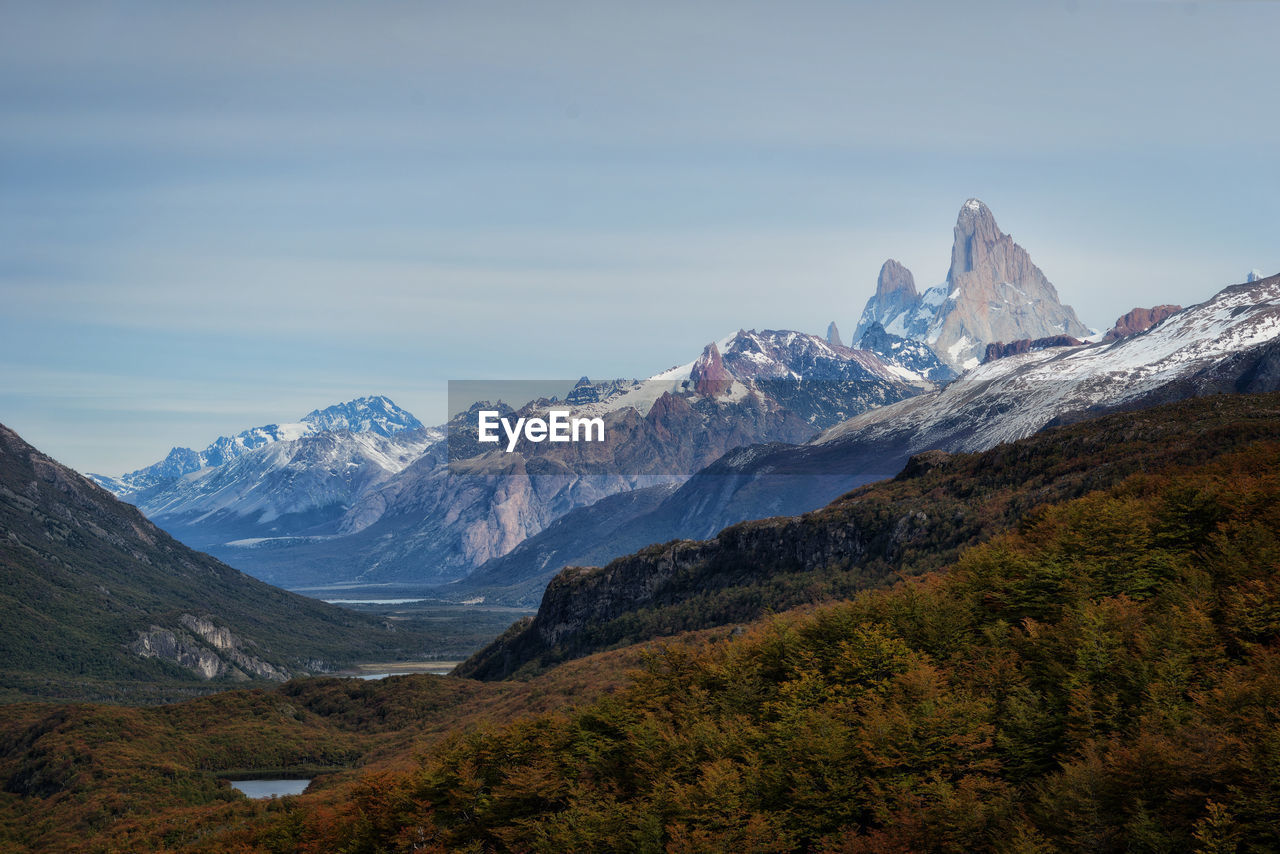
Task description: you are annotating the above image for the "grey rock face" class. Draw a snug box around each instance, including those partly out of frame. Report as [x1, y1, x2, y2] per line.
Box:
[931, 199, 1091, 370]
[131, 614, 292, 681]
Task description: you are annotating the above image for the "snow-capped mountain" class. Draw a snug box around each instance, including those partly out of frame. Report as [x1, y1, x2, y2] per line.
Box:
[90, 395, 424, 495]
[854, 321, 956, 383]
[853, 199, 1090, 371]
[824, 272, 1280, 453]
[556, 328, 935, 431]
[88, 397, 440, 553]
[128, 428, 440, 551]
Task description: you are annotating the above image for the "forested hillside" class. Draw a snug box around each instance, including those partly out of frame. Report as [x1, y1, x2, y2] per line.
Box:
[237, 436, 1280, 852]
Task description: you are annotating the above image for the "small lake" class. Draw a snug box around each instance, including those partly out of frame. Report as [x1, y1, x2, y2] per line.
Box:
[228, 779, 311, 798]
[340, 661, 460, 679]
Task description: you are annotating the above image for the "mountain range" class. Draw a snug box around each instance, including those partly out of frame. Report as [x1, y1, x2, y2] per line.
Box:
[445, 271, 1280, 606]
[91, 326, 940, 588]
[83, 201, 1277, 608]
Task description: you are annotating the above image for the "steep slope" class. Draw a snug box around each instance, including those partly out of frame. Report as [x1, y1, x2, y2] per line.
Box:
[854, 200, 1090, 371]
[459, 391, 1280, 679]
[0, 424, 428, 702]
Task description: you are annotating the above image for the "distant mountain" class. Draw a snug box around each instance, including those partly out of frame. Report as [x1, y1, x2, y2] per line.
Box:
[88, 397, 440, 554]
[853, 200, 1090, 371]
[90, 395, 424, 495]
[194, 330, 935, 589]
[0, 424, 427, 702]
[825, 321, 843, 347]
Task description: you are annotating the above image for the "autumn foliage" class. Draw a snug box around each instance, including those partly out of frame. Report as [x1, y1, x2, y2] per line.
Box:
[5, 417, 1280, 851]
[237, 440, 1280, 852]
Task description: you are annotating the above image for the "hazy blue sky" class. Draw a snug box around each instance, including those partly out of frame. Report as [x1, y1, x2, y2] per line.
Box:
[2, 0, 1277, 474]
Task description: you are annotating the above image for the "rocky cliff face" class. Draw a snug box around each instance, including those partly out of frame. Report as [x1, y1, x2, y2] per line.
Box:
[131, 614, 290, 681]
[932, 200, 1090, 368]
[853, 200, 1091, 372]
[689, 343, 734, 397]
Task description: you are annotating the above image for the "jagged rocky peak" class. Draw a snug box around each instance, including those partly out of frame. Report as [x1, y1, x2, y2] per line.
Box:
[1102, 305, 1183, 343]
[933, 198, 1091, 370]
[826, 321, 844, 347]
[565, 376, 599, 405]
[301, 395, 423, 436]
[853, 199, 1092, 375]
[853, 259, 925, 343]
[877, 258, 918, 300]
[690, 342, 734, 397]
[949, 198, 1002, 277]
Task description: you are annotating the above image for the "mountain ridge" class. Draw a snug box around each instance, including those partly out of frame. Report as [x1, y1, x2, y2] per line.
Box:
[0, 422, 429, 702]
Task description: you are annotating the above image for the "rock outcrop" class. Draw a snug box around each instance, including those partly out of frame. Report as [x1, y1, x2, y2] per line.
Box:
[689, 342, 734, 397]
[825, 321, 843, 347]
[983, 335, 1085, 363]
[1101, 305, 1182, 343]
